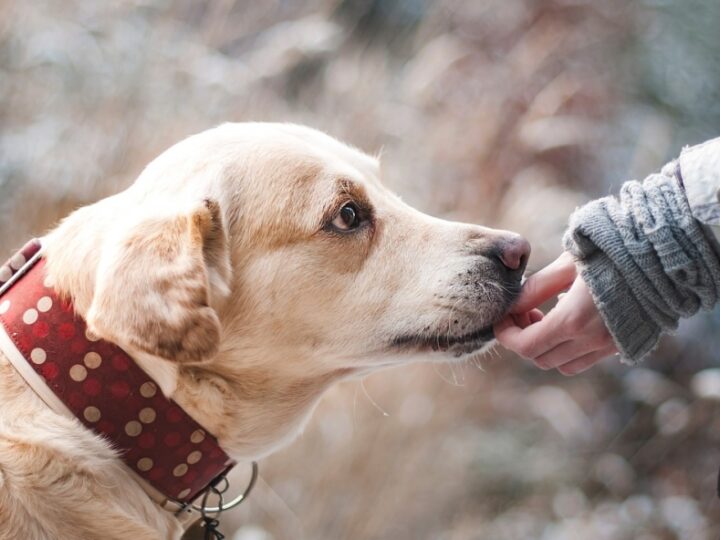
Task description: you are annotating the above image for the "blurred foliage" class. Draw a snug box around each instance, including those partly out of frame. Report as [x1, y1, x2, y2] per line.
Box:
[627, 0, 720, 142]
[2, 1, 720, 539]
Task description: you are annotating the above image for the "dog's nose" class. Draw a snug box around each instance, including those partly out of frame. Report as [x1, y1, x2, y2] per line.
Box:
[495, 234, 530, 275]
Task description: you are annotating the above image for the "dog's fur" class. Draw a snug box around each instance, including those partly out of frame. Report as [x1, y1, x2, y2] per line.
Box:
[0, 123, 525, 539]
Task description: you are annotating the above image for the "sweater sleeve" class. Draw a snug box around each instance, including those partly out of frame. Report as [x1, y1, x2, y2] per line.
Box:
[676, 136, 720, 242]
[562, 168, 720, 364]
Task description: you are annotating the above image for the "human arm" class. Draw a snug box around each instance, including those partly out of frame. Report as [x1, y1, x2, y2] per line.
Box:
[495, 137, 720, 371]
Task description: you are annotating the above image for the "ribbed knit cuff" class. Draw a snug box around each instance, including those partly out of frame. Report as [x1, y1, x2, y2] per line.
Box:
[572, 249, 661, 363]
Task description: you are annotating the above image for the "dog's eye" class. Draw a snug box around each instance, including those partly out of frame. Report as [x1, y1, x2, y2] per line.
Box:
[331, 203, 362, 231]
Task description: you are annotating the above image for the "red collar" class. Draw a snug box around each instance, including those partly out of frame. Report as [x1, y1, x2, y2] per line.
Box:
[0, 240, 235, 505]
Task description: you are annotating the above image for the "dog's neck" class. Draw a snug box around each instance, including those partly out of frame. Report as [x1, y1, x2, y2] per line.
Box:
[175, 353, 357, 461]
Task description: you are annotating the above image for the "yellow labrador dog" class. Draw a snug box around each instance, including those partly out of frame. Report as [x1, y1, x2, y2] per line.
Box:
[0, 123, 529, 539]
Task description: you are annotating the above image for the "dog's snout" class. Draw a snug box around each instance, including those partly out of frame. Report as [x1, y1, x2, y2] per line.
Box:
[495, 234, 530, 276]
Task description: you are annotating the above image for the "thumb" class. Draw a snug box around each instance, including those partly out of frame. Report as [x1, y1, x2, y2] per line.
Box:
[510, 251, 577, 314]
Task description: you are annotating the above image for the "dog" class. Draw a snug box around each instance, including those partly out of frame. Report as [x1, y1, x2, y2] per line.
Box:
[0, 123, 529, 539]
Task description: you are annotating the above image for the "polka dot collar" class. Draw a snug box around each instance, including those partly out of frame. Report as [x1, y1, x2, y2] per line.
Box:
[0, 240, 236, 505]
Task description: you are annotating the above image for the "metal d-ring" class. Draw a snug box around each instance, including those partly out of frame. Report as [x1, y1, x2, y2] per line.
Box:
[192, 461, 259, 514]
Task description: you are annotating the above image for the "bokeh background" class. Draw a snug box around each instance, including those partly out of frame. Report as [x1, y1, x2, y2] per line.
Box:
[2, 1, 720, 539]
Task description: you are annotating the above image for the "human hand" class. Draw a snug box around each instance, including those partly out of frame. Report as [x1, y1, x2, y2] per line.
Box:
[493, 252, 618, 375]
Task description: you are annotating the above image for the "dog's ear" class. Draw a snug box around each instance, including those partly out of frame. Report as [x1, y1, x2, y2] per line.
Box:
[86, 199, 231, 362]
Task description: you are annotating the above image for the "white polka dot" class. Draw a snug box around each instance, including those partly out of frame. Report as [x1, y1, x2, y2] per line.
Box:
[84, 352, 102, 369]
[140, 382, 157, 398]
[137, 457, 154, 472]
[173, 464, 188, 477]
[84, 328, 101, 342]
[125, 420, 142, 437]
[83, 406, 101, 422]
[177, 488, 191, 499]
[9, 253, 25, 271]
[0, 300, 10, 315]
[0, 266, 11, 283]
[69, 364, 87, 382]
[30, 347, 46, 364]
[36, 296, 52, 313]
[139, 407, 156, 424]
[43, 274, 55, 289]
[186, 451, 202, 465]
[22, 309, 38, 325]
[190, 430, 205, 444]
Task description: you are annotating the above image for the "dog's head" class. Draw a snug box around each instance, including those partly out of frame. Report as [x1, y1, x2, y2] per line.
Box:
[217, 124, 529, 366]
[44, 123, 528, 454]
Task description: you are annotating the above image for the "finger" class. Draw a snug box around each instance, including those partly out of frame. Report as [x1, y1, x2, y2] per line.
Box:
[494, 314, 518, 336]
[556, 347, 616, 376]
[533, 334, 613, 370]
[510, 252, 577, 314]
[511, 309, 545, 329]
[512, 312, 532, 329]
[528, 309, 544, 324]
[513, 252, 576, 313]
[494, 312, 569, 359]
[510, 253, 577, 313]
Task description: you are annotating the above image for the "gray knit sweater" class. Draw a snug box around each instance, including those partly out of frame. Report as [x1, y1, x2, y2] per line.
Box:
[563, 139, 720, 363]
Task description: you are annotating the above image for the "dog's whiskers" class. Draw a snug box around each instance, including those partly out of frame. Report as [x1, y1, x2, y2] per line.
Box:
[359, 378, 389, 417]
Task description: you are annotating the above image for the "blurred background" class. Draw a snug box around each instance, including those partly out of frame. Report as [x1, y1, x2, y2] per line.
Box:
[2, 1, 720, 538]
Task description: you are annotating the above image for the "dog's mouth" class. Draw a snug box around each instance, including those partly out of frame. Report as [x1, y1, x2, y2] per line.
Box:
[390, 280, 521, 356]
[391, 324, 495, 356]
